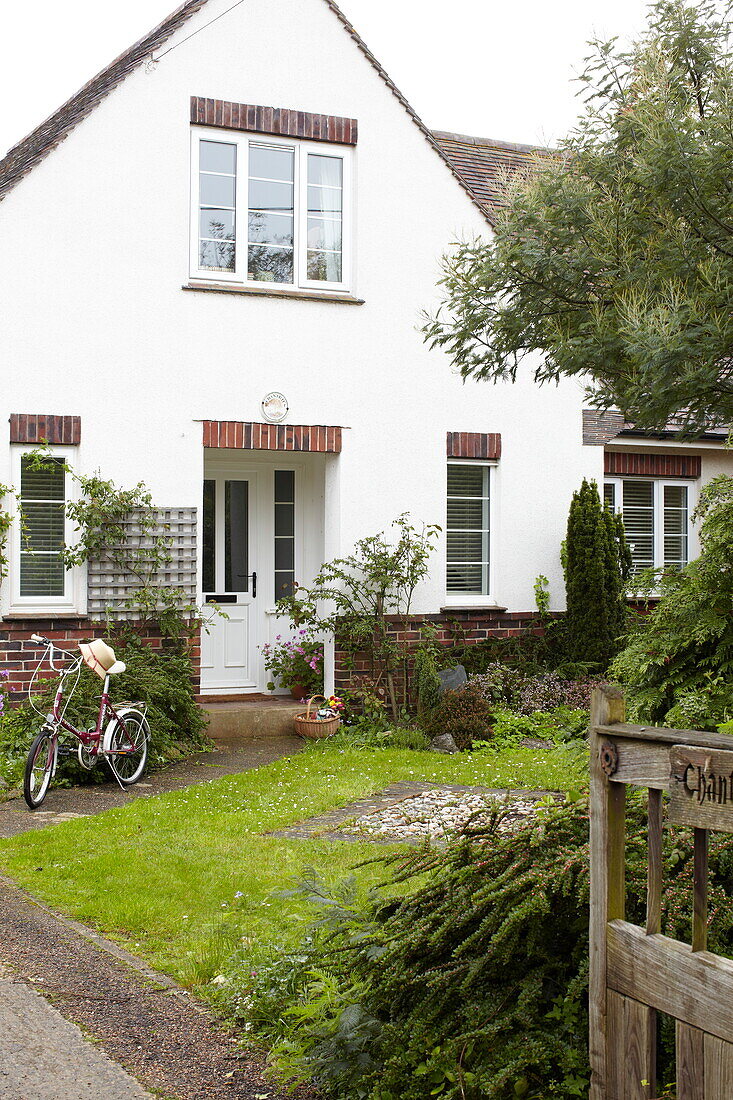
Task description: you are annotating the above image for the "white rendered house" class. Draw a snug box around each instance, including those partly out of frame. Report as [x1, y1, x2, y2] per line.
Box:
[1, 0, 730, 698]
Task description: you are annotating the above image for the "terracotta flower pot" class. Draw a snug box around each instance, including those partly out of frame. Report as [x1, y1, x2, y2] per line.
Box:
[290, 685, 308, 700]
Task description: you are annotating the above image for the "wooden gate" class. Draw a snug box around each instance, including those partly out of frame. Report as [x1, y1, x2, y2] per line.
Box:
[590, 685, 733, 1099]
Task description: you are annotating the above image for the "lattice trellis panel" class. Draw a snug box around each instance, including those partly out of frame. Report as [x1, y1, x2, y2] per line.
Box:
[86, 508, 197, 621]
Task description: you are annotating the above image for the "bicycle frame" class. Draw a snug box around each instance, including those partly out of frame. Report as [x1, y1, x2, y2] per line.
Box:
[31, 637, 146, 759]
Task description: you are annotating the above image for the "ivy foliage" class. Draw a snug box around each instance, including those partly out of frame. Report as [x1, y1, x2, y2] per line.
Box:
[564, 479, 630, 669]
[423, 0, 733, 433]
[238, 799, 733, 1099]
[612, 473, 733, 726]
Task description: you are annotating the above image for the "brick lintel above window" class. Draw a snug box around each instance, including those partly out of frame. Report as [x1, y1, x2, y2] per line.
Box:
[10, 414, 80, 445]
[604, 451, 701, 478]
[446, 432, 501, 460]
[202, 421, 342, 453]
[190, 97, 358, 145]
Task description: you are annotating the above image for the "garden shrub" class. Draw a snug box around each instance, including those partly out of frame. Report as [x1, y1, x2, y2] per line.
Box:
[468, 664, 599, 716]
[490, 706, 589, 747]
[413, 647, 442, 716]
[0, 635, 209, 787]
[419, 683, 494, 749]
[611, 475, 733, 728]
[238, 799, 733, 1099]
[564, 478, 630, 669]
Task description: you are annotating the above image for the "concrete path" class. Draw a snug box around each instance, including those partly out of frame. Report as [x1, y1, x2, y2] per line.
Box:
[0, 733, 305, 839]
[0, 964, 153, 1099]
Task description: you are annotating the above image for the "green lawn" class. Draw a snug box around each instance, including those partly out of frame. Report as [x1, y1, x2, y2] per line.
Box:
[0, 739, 588, 990]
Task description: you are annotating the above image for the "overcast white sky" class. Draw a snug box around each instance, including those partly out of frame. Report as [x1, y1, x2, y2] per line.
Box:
[0, 0, 652, 158]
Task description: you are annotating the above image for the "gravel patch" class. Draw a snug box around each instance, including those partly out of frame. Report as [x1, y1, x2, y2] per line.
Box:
[341, 788, 555, 841]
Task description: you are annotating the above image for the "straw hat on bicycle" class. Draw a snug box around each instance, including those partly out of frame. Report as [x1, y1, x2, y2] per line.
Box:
[79, 639, 127, 678]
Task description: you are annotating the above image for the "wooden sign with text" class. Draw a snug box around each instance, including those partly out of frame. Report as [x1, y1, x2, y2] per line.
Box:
[669, 745, 733, 832]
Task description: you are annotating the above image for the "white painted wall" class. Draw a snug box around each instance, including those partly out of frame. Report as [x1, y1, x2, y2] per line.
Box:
[1, 0, 727, 628]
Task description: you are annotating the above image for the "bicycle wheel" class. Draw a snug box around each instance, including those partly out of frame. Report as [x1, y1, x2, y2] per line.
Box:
[24, 729, 56, 809]
[107, 710, 149, 786]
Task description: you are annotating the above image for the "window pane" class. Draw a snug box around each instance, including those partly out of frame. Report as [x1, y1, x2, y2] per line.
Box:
[249, 145, 294, 182]
[307, 184, 342, 214]
[22, 502, 65, 551]
[200, 209, 235, 240]
[604, 483, 615, 509]
[275, 470, 295, 503]
[199, 239, 235, 271]
[200, 173, 236, 208]
[307, 251, 342, 281]
[621, 480, 655, 574]
[21, 456, 65, 500]
[447, 530, 485, 560]
[20, 555, 65, 597]
[307, 217, 342, 252]
[447, 563, 484, 594]
[447, 498, 484, 528]
[274, 503, 294, 537]
[248, 245, 293, 283]
[275, 538, 295, 571]
[200, 140, 236, 174]
[308, 155, 343, 190]
[202, 480, 215, 593]
[248, 211, 294, 247]
[248, 179, 294, 214]
[275, 571, 296, 600]
[224, 481, 248, 592]
[447, 464, 486, 497]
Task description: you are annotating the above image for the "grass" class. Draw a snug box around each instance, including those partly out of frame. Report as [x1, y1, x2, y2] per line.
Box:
[0, 737, 588, 991]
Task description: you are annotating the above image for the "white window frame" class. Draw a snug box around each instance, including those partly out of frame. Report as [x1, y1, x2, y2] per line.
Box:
[7, 445, 84, 615]
[189, 127, 353, 292]
[604, 476, 696, 574]
[445, 460, 497, 605]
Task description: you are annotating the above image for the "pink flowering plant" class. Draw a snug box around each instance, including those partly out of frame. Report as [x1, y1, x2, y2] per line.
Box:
[261, 631, 323, 696]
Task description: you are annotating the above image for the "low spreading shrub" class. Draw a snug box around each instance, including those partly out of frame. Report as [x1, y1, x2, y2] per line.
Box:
[231, 799, 733, 1099]
[0, 635, 209, 787]
[468, 664, 599, 716]
[418, 684, 494, 749]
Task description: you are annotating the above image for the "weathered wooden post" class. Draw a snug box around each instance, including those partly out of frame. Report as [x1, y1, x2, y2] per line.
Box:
[589, 684, 733, 1099]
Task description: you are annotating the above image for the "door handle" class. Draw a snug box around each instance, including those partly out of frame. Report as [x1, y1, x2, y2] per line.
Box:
[250, 571, 257, 598]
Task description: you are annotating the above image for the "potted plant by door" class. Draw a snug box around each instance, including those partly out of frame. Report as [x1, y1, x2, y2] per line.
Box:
[261, 631, 324, 699]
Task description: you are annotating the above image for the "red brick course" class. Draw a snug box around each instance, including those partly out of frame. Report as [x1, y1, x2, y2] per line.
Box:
[604, 452, 701, 478]
[446, 432, 501, 460]
[334, 608, 539, 695]
[202, 421, 342, 453]
[9, 414, 81, 445]
[191, 97, 358, 146]
[0, 618, 201, 701]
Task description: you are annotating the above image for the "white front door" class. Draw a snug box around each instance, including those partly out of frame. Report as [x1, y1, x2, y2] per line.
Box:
[200, 472, 259, 691]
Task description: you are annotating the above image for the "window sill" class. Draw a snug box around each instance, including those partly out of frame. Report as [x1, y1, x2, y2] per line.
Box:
[440, 604, 508, 613]
[183, 281, 365, 305]
[3, 611, 86, 621]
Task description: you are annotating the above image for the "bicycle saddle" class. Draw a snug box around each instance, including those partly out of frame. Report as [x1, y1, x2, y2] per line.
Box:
[79, 638, 127, 678]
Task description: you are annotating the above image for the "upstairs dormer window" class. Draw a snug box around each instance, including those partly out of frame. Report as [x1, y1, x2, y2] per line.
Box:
[191, 128, 351, 292]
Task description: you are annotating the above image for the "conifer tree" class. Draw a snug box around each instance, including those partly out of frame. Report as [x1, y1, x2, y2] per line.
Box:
[564, 479, 628, 667]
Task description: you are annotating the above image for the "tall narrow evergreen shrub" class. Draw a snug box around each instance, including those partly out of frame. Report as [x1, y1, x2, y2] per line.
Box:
[564, 478, 628, 668]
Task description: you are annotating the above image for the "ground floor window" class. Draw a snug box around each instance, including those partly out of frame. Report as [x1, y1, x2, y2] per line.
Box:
[446, 461, 492, 596]
[9, 446, 77, 610]
[604, 478, 692, 574]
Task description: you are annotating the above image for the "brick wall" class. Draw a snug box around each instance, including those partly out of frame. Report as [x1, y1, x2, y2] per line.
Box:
[334, 608, 541, 697]
[0, 617, 201, 704]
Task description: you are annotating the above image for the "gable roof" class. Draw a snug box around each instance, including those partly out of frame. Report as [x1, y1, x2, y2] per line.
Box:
[432, 130, 549, 220]
[0, 0, 505, 222]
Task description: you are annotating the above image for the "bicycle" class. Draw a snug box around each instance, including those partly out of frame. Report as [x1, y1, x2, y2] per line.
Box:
[23, 634, 150, 810]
